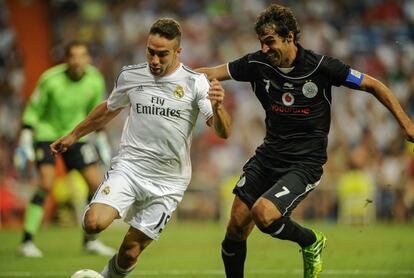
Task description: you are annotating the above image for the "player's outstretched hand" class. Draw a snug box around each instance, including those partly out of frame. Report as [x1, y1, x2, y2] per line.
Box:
[50, 133, 77, 155]
[208, 79, 225, 109]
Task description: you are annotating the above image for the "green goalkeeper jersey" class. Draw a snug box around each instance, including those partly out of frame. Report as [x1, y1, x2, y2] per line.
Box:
[23, 64, 105, 142]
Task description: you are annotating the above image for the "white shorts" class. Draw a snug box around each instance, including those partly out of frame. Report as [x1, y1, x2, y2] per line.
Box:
[90, 168, 185, 240]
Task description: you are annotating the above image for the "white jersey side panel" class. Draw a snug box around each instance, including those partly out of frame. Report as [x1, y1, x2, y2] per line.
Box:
[107, 63, 213, 188]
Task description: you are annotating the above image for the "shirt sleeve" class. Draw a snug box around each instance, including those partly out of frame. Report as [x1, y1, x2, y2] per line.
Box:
[195, 74, 213, 120]
[87, 71, 106, 113]
[228, 53, 258, 82]
[22, 79, 48, 127]
[321, 56, 350, 87]
[107, 70, 131, 111]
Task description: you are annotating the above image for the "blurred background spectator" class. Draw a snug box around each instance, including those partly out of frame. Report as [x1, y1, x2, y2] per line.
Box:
[1, 0, 414, 227]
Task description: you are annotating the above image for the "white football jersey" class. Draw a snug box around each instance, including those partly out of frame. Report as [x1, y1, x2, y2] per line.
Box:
[107, 63, 213, 188]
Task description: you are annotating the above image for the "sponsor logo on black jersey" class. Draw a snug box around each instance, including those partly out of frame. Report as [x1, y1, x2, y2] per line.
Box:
[271, 104, 310, 115]
[282, 92, 294, 106]
[282, 82, 294, 90]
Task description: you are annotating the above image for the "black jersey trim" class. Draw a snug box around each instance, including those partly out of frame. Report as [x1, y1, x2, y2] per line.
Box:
[248, 56, 325, 80]
[322, 88, 331, 106]
[226, 63, 234, 80]
[115, 63, 147, 87]
[283, 180, 320, 215]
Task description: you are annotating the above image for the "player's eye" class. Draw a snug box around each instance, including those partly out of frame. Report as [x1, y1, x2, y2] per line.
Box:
[157, 52, 169, 58]
[147, 48, 155, 56]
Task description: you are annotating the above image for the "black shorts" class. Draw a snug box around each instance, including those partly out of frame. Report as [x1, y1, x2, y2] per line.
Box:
[233, 156, 323, 216]
[35, 141, 99, 171]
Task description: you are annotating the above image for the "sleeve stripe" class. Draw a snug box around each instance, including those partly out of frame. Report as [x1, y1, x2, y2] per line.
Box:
[115, 64, 147, 88]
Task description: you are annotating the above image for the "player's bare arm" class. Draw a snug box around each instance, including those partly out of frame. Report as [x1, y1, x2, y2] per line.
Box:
[195, 64, 231, 81]
[358, 74, 414, 142]
[50, 101, 122, 154]
[207, 79, 232, 139]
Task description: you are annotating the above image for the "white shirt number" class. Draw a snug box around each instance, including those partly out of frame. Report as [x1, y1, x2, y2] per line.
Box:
[274, 186, 290, 198]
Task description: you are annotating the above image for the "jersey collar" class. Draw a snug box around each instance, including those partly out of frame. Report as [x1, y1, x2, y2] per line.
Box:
[291, 43, 305, 68]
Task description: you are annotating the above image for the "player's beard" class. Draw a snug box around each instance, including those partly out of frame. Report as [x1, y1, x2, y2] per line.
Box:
[267, 51, 281, 67]
[67, 67, 85, 81]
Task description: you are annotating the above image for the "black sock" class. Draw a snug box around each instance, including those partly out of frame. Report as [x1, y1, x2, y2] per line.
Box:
[278, 218, 316, 248]
[260, 217, 316, 247]
[22, 231, 33, 243]
[286, 219, 316, 247]
[221, 237, 246, 278]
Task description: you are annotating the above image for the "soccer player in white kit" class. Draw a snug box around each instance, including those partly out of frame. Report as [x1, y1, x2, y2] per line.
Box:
[51, 18, 232, 277]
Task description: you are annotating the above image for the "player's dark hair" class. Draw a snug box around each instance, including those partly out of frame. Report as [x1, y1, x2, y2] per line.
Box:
[149, 18, 182, 46]
[64, 40, 89, 57]
[255, 4, 301, 43]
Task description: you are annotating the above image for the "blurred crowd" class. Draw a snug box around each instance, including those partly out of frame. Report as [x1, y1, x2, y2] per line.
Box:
[1, 0, 414, 227]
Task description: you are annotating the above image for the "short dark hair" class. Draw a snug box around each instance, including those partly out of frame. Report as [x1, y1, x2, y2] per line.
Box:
[149, 18, 182, 46]
[255, 4, 300, 43]
[64, 40, 89, 57]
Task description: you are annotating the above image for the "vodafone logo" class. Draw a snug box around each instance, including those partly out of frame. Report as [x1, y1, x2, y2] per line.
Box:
[282, 92, 294, 106]
[271, 104, 310, 115]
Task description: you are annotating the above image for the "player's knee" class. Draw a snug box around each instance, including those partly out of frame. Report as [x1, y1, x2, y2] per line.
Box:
[226, 222, 249, 241]
[257, 217, 292, 239]
[226, 225, 243, 241]
[83, 212, 107, 234]
[251, 202, 277, 229]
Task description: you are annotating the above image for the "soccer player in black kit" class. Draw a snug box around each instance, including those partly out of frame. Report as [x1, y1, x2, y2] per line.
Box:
[197, 3, 414, 278]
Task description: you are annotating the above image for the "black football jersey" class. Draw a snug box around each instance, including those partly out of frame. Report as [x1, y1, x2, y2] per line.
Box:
[228, 44, 350, 167]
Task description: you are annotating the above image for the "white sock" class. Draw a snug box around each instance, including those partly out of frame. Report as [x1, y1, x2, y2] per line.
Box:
[84, 232, 98, 242]
[101, 254, 135, 278]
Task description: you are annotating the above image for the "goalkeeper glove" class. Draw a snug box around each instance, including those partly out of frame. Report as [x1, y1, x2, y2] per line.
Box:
[14, 128, 35, 171]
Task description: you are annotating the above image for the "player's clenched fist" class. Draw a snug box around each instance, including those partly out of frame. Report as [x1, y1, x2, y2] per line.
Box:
[208, 78, 225, 109]
[50, 133, 78, 155]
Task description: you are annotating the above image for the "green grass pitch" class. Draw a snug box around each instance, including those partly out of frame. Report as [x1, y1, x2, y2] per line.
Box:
[0, 221, 413, 277]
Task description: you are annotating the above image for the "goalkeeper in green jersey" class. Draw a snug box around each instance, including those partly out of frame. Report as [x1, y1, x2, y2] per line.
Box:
[15, 41, 115, 257]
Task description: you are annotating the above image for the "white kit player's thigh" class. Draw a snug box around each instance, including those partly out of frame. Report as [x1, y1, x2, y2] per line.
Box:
[125, 181, 185, 240]
[88, 170, 137, 218]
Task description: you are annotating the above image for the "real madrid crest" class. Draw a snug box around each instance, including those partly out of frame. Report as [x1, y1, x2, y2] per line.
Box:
[173, 85, 184, 98]
[102, 185, 110, 195]
[302, 81, 318, 98]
